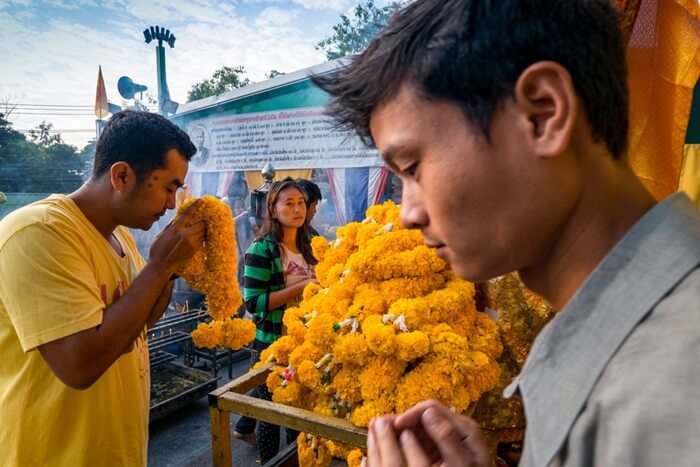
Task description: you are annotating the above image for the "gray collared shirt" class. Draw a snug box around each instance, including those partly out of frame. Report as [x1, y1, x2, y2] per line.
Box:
[505, 193, 700, 467]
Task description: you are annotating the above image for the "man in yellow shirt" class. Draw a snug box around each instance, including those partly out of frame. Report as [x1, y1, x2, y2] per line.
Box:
[0, 110, 206, 466]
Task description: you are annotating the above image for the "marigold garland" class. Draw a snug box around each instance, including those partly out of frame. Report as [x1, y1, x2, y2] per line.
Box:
[177, 196, 253, 351]
[191, 318, 255, 350]
[257, 201, 503, 467]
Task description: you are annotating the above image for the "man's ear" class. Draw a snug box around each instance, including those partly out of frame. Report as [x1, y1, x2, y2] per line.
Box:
[513, 61, 578, 159]
[109, 162, 134, 194]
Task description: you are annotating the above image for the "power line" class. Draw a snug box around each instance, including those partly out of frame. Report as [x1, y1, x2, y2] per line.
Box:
[4, 103, 93, 108]
[9, 109, 95, 115]
[16, 129, 95, 133]
[6, 103, 158, 111]
[11, 110, 96, 113]
[9, 109, 94, 114]
[9, 111, 157, 116]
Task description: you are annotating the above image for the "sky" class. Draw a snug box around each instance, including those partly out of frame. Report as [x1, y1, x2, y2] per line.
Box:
[0, 0, 391, 149]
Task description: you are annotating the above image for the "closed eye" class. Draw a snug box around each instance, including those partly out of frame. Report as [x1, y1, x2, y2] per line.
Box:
[401, 162, 419, 178]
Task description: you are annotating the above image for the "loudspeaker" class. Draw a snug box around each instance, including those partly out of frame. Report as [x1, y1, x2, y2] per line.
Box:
[117, 76, 148, 100]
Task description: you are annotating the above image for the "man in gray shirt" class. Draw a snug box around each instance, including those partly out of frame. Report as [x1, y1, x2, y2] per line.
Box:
[314, 0, 700, 466]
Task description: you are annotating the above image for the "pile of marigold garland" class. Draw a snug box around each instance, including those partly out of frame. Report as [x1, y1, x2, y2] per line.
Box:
[175, 196, 255, 350]
[256, 201, 502, 466]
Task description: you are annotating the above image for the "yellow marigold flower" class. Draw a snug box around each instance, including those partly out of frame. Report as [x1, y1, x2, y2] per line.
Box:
[333, 333, 370, 366]
[377, 274, 446, 303]
[335, 222, 361, 246]
[321, 263, 345, 288]
[359, 357, 405, 401]
[469, 313, 504, 360]
[311, 235, 330, 263]
[465, 351, 502, 396]
[221, 318, 256, 349]
[348, 286, 387, 321]
[312, 396, 335, 417]
[396, 331, 430, 362]
[449, 311, 477, 339]
[350, 396, 394, 428]
[265, 366, 285, 392]
[305, 313, 337, 352]
[346, 449, 364, 467]
[391, 278, 474, 330]
[303, 282, 322, 301]
[331, 365, 363, 404]
[395, 357, 466, 413]
[191, 320, 222, 349]
[283, 307, 308, 342]
[355, 223, 381, 248]
[259, 335, 297, 366]
[310, 293, 345, 320]
[289, 341, 324, 368]
[362, 315, 396, 357]
[432, 331, 469, 359]
[191, 318, 254, 350]
[297, 433, 332, 467]
[325, 440, 352, 459]
[176, 196, 242, 321]
[272, 380, 304, 406]
[315, 239, 354, 285]
[345, 231, 431, 282]
[366, 200, 401, 226]
[297, 360, 323, 392]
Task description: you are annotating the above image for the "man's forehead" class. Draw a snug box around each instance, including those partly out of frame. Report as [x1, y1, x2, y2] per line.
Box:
[152, 149, 188, 181]
[370, 89, 425, 152]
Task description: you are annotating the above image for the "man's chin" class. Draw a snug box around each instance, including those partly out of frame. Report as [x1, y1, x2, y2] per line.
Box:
[125, 219, 155, 231]
[447, 255, 499, 283]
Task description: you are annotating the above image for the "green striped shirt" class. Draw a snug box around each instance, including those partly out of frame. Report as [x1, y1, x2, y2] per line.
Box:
[243, 236, 285, 344]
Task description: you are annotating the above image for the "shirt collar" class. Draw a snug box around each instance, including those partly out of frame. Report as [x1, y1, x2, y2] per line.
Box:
[504, 193, 700, 467]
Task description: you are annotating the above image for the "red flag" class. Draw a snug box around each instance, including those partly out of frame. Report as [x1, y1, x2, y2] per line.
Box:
[95, 65, 108, 119]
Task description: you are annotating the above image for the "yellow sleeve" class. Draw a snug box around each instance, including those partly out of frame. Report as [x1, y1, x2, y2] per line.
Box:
[0, 223, 104, 352]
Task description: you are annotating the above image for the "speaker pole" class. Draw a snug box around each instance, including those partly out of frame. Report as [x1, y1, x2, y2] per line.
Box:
[143, 25, 177, 116]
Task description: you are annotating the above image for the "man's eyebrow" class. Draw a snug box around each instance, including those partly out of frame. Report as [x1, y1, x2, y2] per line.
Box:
[382, 144, 402, 172]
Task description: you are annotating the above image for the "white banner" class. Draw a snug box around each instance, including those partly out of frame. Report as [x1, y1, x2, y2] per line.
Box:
[185, 107, 382, 172]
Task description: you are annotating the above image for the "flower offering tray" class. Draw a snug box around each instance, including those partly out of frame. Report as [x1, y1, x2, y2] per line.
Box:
[208, 363, 523, 467]
[209, 362, 367, 467]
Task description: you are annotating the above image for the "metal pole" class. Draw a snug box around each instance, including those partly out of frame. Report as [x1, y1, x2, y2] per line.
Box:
[156, 45, 170, 115]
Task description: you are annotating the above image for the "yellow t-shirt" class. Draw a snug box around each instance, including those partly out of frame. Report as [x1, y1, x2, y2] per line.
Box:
[0, 195, 150, 467]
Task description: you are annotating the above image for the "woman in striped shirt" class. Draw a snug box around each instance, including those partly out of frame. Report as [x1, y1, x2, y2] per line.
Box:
[234, 178, 318, 463]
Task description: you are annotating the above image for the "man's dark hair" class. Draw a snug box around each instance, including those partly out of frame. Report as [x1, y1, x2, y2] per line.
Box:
[314, 0, 629, 159]
[93, 110, 197, 179]
[296, 178, 323, 204]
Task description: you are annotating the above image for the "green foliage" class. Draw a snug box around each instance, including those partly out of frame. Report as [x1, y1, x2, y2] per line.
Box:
[27, 121, 64, 148]
[317, 0, 402, 60]
[0, 115, 88, 194]
[187, 65, 252, 102]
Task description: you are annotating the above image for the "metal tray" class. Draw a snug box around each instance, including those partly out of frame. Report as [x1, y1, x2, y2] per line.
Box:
[150, 362, 218, 423]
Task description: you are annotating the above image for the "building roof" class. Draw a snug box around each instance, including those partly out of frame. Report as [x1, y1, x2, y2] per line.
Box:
[174, 58, 348, 118]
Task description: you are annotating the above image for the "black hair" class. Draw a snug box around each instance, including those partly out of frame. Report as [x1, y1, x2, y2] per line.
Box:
[93, 110, 197, 179]
[314, 0, 629, 159]
[296, 178, 323, 204]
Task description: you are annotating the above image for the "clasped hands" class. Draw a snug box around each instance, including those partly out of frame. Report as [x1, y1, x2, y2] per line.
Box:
[366, 400, 492, 467]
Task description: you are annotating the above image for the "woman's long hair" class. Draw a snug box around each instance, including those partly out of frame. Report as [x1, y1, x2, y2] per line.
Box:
[257, 177, 317, 265]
